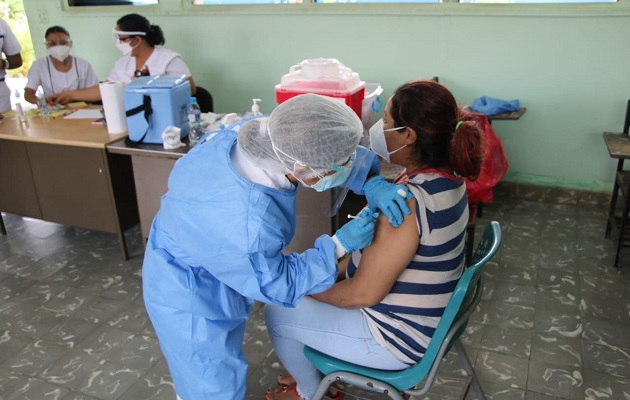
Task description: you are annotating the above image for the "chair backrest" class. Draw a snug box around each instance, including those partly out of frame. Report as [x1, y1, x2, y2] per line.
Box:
[195, 86, 213, 113]
[383, 221, 502, 391]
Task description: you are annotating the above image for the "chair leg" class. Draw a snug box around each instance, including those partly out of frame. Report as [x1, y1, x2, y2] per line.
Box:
[311, 376, 335, 400]
[613, 191, 630, 268]
[313, 372, 406, 400]
[0, 212, 6, 235]
[455, 341, 486, 400]
[605, 181, 620, 239]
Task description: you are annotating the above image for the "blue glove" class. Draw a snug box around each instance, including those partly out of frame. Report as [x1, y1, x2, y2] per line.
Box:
[364, 176, 413, 228]
[346, 146, 381, 196]
[335, 209, 379, 254]
[469, 96, 519, 116]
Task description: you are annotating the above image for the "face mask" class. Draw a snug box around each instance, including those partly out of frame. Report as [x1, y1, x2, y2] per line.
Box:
[48, 45, 71, 62]
[369, 118, 407, 162]
[307, 167, 353, 192]
[115, 39, 134, 56]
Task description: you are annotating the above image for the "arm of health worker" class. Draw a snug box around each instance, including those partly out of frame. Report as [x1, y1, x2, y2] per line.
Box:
[49, 84, 102, 105]
[221, 211, 377, 306]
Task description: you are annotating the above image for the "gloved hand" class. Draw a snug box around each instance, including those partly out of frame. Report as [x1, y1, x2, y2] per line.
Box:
[335, 209, 379, 254]
[346, 146, 381, 196]
[364, 176, 413, 228]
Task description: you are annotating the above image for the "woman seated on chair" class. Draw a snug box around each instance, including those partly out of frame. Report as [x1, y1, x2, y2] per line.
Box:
[24, 26, 99, 105]
[49, 13, 196, 105]
[264, 80, 486, 400]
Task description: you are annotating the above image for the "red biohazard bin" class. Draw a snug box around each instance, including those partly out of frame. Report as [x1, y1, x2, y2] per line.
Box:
[275, 58, 366, 119]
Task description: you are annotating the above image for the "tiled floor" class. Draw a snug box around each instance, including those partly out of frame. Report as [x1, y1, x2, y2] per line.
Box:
[1, 194, 630, 400]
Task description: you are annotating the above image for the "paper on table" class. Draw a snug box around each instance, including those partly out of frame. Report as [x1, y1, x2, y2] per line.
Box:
[64, 109, 104, 119]
[67, 102, 89, 109]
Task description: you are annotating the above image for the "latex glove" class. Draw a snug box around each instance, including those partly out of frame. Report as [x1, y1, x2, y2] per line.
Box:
[335, 209, 379, 254]
[364, 176, 413, 228]
[346, 146, 381, 196]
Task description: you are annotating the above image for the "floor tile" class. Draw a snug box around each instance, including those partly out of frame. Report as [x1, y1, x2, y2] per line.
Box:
[1, 197, 629, 399]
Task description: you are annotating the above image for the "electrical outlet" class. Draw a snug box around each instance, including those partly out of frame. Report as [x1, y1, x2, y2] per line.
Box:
[38, 9, 49, 24]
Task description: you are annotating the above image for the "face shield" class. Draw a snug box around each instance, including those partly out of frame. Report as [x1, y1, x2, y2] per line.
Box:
[112, 28, 146, 44]
[327, 148, 370, 217]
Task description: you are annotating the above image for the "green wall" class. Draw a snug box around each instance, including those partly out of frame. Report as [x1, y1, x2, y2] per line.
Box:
[22, 0, 630, 192]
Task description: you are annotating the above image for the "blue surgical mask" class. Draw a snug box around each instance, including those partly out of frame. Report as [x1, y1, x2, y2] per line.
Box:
[307, 167, 353, 192]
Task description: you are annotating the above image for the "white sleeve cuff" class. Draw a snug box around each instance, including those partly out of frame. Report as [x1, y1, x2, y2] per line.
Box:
[331, 234, 348, 260]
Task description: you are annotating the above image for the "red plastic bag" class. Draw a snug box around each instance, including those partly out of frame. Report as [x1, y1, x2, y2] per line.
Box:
[464, 112, 509, 204]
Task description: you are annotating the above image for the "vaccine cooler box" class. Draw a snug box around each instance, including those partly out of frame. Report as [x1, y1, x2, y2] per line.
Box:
[275, 58, 366, 119]
[124, 75, 191, 143]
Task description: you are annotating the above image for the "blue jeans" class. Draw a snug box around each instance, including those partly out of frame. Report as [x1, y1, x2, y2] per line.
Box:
[264, 296, 409, 399]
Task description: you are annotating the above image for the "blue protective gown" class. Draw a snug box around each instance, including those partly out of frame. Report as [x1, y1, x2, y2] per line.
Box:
[142, 129, 339, 400]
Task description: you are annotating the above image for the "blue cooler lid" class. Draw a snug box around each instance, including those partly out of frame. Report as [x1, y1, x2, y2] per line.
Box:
[127, 75, 188, 89]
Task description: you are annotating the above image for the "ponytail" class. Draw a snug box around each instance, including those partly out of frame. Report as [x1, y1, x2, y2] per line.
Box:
[147, 24, 165, 46]
[449, 113, 486, 181]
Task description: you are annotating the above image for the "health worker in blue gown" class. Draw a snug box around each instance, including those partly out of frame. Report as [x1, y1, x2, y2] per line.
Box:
[142, 94, 412, 400]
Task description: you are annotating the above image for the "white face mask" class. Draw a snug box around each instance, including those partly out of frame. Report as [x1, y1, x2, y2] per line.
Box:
[48, 45, 71, 62]
[369, 118, 407, 162]
[115, 40, 134, 56]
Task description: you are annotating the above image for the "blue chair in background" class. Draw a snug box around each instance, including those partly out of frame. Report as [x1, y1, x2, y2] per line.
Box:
[304, 221, 502, 400]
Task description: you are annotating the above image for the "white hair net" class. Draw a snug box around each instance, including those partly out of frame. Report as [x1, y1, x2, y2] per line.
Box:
[237, 118, 291, 175]
[238, 94, 363, 179]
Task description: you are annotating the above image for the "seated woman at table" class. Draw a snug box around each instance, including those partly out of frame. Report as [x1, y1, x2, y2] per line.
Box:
[263, 79, 486, 400]
[49, 13, 195, 105]
[24, 25, 99, 105]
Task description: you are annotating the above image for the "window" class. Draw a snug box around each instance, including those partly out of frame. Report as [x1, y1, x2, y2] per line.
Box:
[194, 0, 615, 4]
[193, 0, 303, 3]
[460, 0, 614, 3]
[67, 0, 158, 6]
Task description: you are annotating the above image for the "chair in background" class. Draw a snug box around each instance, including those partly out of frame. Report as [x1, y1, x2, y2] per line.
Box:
[304, 221, 502, 400]
[604, 100, 630, 267]
[195, 86, 214, 113]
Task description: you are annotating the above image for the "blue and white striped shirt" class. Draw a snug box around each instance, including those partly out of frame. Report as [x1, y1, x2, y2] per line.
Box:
[347, 170, 468, 364]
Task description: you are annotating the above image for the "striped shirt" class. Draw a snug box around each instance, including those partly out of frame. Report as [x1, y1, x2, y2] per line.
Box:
[347, 170, 468, 364]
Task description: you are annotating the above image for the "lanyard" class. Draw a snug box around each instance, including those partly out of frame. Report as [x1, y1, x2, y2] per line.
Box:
[47, 56, 80, 94]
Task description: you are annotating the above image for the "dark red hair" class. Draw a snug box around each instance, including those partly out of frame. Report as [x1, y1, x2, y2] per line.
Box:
[389, 80, 485, 180]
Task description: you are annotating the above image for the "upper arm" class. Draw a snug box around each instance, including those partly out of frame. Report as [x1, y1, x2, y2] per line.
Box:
[1, 22, 22, 57]
[25, 61, 41, 89]
[187, 76, 197, 96]
[7, 53, 22, 69]
[350, 197, 420, 305]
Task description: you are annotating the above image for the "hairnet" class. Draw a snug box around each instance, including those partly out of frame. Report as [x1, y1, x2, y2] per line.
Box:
[237, 118, 292, 175]
[268, 94, 363, 178]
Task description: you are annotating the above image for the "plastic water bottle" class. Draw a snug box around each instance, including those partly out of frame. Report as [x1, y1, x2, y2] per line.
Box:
[14, 90, 27, 124]
[36, 88, 49, 118]
[187, 97, 202, 145]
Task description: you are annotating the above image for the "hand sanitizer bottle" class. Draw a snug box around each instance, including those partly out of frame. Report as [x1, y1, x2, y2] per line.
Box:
[251, 98, 261, 116]
[243, 99, 262, 119]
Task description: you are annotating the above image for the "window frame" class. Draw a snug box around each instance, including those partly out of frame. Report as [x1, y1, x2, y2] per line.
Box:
[59, 0, 630, 17]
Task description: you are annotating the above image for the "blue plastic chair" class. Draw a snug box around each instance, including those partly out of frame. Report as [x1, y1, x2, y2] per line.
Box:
[304, 221, 502, 400]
